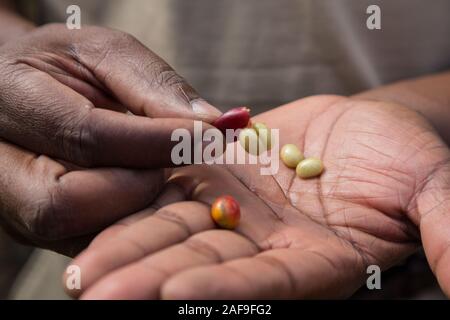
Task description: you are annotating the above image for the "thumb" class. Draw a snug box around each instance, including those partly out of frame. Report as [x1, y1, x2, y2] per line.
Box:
[72, 27, 222, 122]
[416, 161, 450, 297]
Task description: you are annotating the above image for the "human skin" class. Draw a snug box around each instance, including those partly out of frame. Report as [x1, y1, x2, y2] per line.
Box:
[354, 72, 450, 147]
[0, 21, 220, 254]
[0, 0, 34, 44]
[68, 95, 450, 299]
[0, 4, 450, 298]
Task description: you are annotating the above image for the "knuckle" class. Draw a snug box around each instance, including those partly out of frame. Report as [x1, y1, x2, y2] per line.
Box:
[149, 65, 197, 102]
[184, 236, 224, 263]
[22, 204, 56, 241]
[135, 55, 188, 91]
[154, 207, 193, 236]
[56, 107, 97, 167]
[21, 185, 69, 241]
[155, 69, 186, 89]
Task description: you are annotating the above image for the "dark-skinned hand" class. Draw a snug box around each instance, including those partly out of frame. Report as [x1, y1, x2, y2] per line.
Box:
[68, 96, 450, 299]
[0, 24, 220, 254]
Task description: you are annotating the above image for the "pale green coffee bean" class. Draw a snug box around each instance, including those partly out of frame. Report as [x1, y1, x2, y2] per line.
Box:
[239, 128, 260, 155]
[280, 144, 304, 168]
[296, 158, 324, 179]
[252, 122, 272, 151]
[252, 122, 268, 134]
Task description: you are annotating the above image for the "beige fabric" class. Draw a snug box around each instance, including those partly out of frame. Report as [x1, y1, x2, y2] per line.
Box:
[11, 0, 450, 299]
[34, 0, 450, 112]
[9, 250, 71, 300]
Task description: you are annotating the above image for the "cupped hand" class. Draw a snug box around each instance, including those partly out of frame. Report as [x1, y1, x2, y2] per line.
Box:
[0, 24, 220, 254]
[68, 95, 450, 299]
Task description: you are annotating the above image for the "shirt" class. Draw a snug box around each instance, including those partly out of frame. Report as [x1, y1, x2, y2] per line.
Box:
[23, 0, 450, 113]
[10, 0, 450, 300]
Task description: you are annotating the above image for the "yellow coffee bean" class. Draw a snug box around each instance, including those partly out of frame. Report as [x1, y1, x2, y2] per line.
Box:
[280, 144, 304, 168]
[296, 158, 324, 179]
[252, 122, 272, 151]
[239, 128, 260, 155]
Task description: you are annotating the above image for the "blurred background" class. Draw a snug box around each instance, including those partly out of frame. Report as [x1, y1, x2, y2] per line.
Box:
[1, 0, 449, 299]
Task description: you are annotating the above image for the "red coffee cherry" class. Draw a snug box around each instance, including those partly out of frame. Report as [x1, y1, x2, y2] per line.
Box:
[212, 107, 251, 133]
[210, 195, 241, 229]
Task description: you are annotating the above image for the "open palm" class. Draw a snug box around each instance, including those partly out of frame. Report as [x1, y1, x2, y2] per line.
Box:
[68, 95, 450, 299]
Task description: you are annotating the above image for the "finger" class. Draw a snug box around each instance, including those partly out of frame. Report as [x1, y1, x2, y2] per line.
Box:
[0, 68, 218, 168]
[45, 71, 127, 113]
[50, 167, 165, 238]
[88, 182, 187, 249]
[81, 230, 259, 299]
[3, 24, 221, 122]
[67, 201, 214, 298]
[70, 26, 222, 122]
[417, 164, 450, 296]
[161, 245, 366, 300]
[0, 139, 165, 247]
[68, 166, 281, 298]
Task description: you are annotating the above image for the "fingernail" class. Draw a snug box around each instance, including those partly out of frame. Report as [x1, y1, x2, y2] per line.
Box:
[191, 99, 222, 122]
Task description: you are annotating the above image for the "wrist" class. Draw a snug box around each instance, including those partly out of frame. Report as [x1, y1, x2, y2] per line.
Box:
[353, 72, 450, 146]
